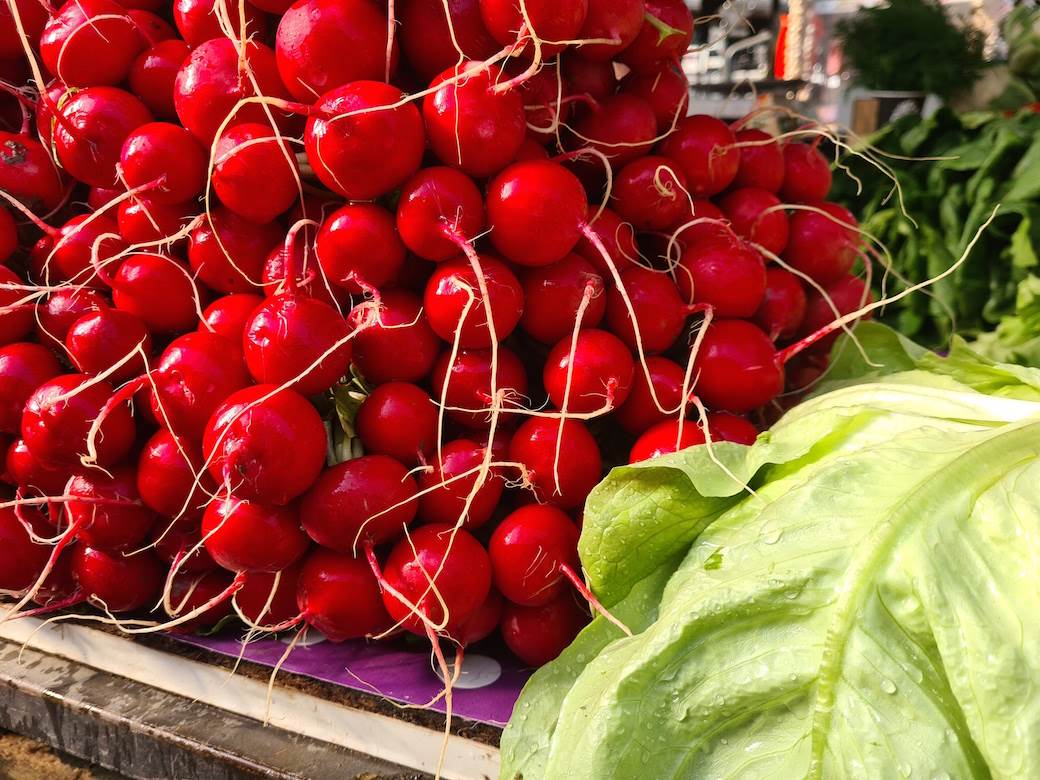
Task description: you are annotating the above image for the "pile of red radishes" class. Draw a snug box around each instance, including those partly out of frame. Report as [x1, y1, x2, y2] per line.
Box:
[0, 0, 870, 671]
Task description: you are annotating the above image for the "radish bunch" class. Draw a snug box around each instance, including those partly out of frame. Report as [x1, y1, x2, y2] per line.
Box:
[0, 0, 873, 676]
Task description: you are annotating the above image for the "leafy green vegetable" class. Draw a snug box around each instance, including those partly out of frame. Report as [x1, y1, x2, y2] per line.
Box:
[834, 108, 1040, 361]
[973, 275, 1040, 367]
[502, 331, 1040, 780]
[836, 0, 986, 98]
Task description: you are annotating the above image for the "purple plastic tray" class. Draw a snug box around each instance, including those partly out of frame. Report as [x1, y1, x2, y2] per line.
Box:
[173, 631, 530, 726]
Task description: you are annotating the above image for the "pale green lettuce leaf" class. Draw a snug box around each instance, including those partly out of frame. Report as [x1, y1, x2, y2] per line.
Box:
[503, 357, 1040, 780]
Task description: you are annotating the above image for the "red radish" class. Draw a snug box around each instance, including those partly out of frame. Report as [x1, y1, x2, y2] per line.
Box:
[128, 9, 176, 43]
[520, 254, 606, 344]
[731, 128, 783, 193]
[784, 351, 829, 394]
[423, 255, 524, 347]
[66, 309, 152, 383]
[543, 328, 634, 412]
[248, 0, 295, 12]
[112, 253, 203, 335]
[489, 504, 579, 605]
[479, 0, 588, 56]
[676, 239, 766, 317]
[53, 87, 153, 188]
[628, 417, 704, 462]
[22, 374, 136, 467]
[0, 206, 15, 262]
[561, 54, 616, 100]
[117, 198, 195, 246]
[173, 39, 290, 143]
[236, 562, 302, 626]
[575, 206, 640, 275]
[202, 494, 310, 572]
[71, 545, 163, 611]
[0, 131, 66, 212]
[571, 94, 656, 167]
[708, 412, 758, 445]
[296, 549, 390, 640]
[606, 266, 690, 353]
[68, 544, 163, 615]
[129, 39, 191, 120]
[423, 61, 526, 177]
[615, 355, 688, 434]
[6, 438, 73, 497]
[501, 592, 587, 665]
[514, 64, 569, 141]
[396, 167, 485, 262]
[120, 122, 207, 205]
[431, 346, 529, 428]
[379, 523, 491, 636]
[783, 202, 859, 285]
[26, 539, 80, 610]
[612, 155, 688, 230]
[199, 293, 264, 342]
[348, 290, 439, 384]
[398, 0, 498, 81]
[315, 203, 405, 293]
[0, 0, 49, 60]
[166, 570, 235, 633]
[357, 383, 438, 465]
[304, 81, 423, 201]
[508, 416, 601, 508]
[630, 412, 758, 461]
[0, 506, 49, 591]
[87, 186, 122, 211]
[188, 207, 281, 293]
[779, 142, 832, 204]
[149, 332, 250, 441]
[659, 114, 740, 197]
[67, 465, 156, 551]
[0, 266, 33, 346]
[488, 426, 513, 463]
[486, 161, 587, 266]
[202, 384, 326, 505]
[619, 0, 693, 73]
[40, 0, 145, 87]
[300, 455, 419, 551]
[692, 319, 783, 412]
[417, 439, 503, 528]
[718, 188, 789, 255]
[243, 293, 351, 395]
[619, 65, 689, 132]
[754, 267, 807, 341]
[35, 82, 71, 147]
[173, 0, 268, 45]
[35, 288, 108, 351]
[0, 345, 61, 435]
[276, 0, 395, 102]
[36, 214, 127, 286]
[455, 588, 503, 645]
[796, 274, 873, 351]
[574, 0, 644, 60]
[113, 0, 163, 10]
[152, 516, 218, 575]
[262, 242, 346, 309]
[137, 429, 212, 520]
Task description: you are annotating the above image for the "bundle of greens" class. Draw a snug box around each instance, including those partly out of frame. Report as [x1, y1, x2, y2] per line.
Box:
[837, 0, 986, 99]
[834, 107, 1040, 363]
[501, 323, 1040, 779]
